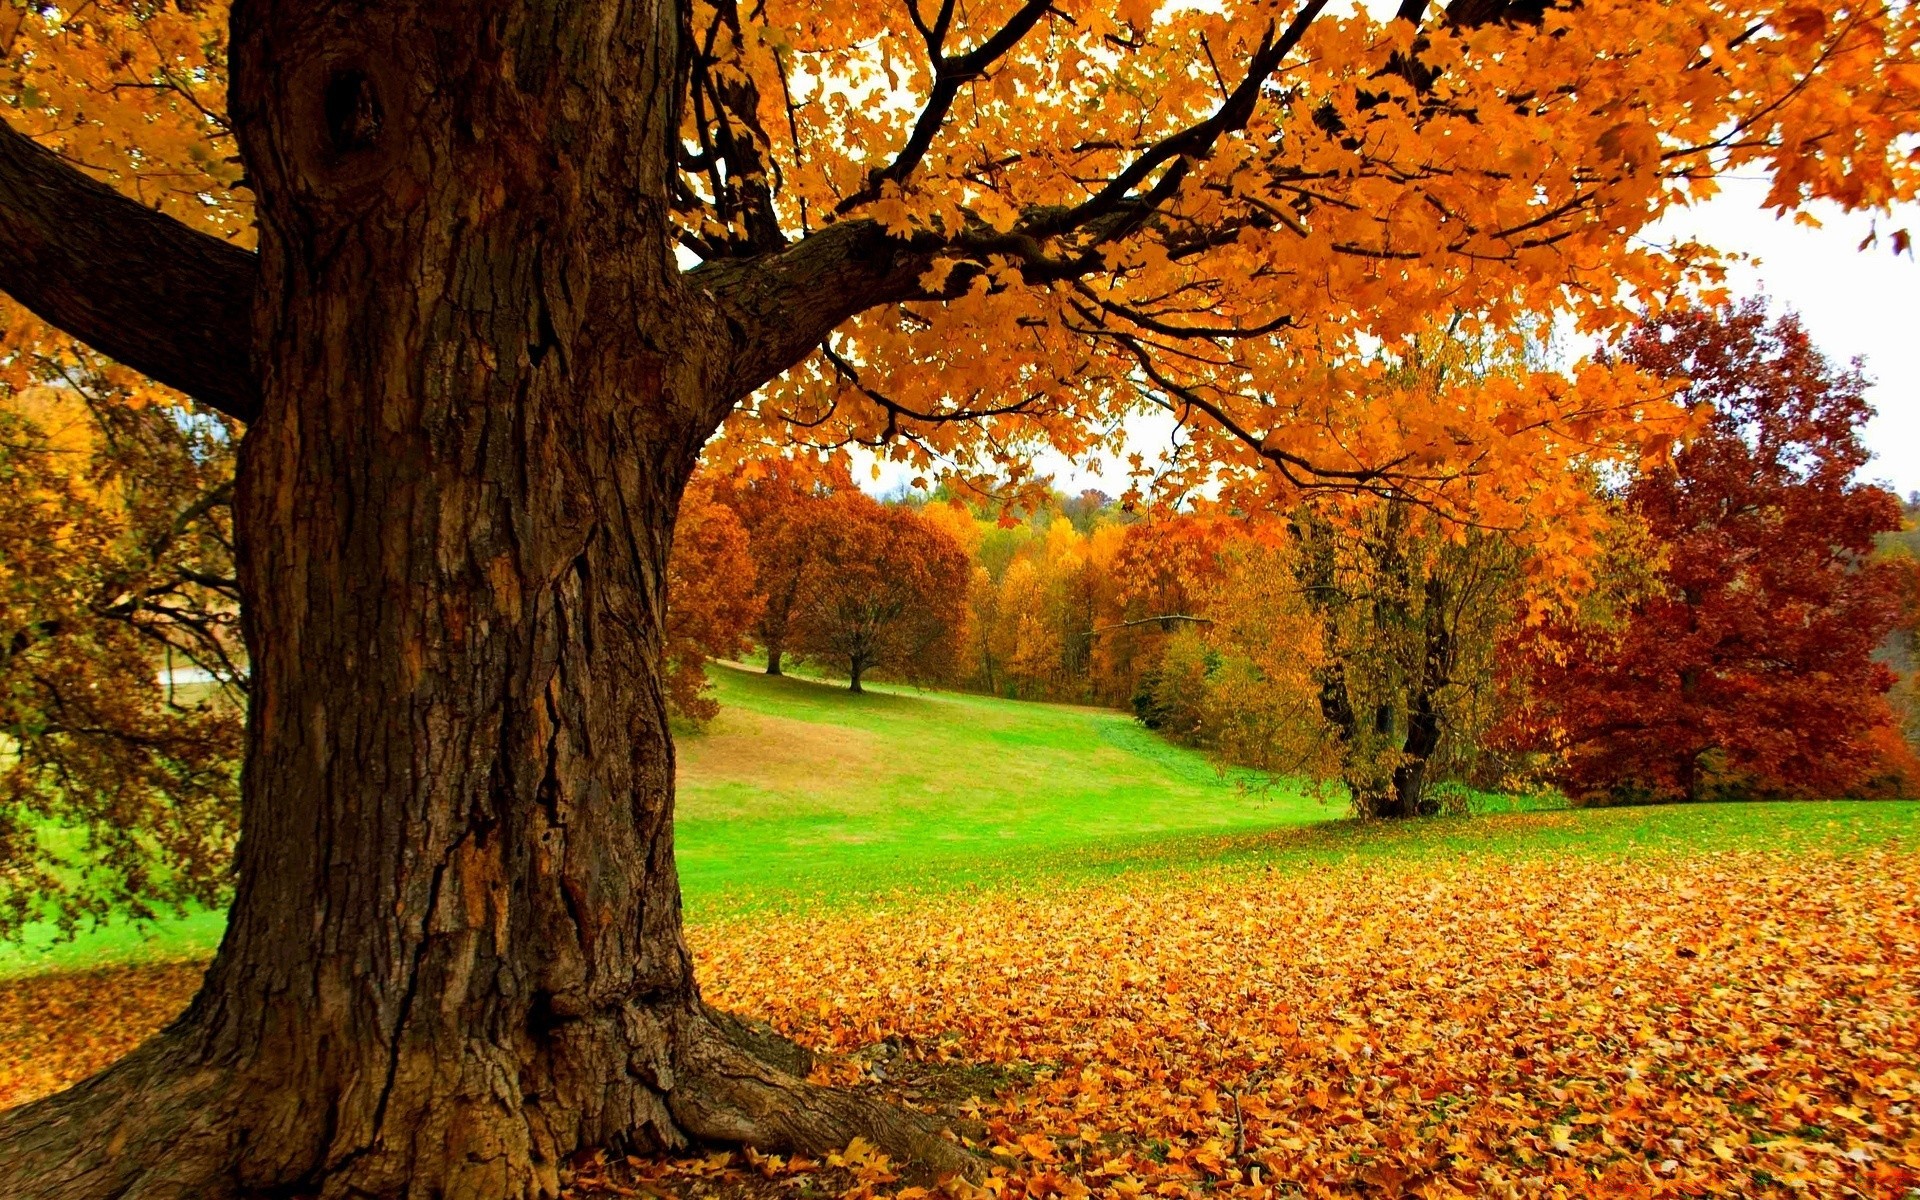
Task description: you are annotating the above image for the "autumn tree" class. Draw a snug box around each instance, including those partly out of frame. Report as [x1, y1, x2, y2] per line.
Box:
[1290, 499, 1527, 816]
[1118, 515, 1238, 731]
[1512, 303, 1912, 803]
[0, 353, 244, 942]
[947, 502, 1132, 703]
[709, 458, 853, 675]
[789, 497, 970, 692]
[1123, 502, 1531, 816]
[663, 479, 763, 723]
[3, 0, 1918, 1195]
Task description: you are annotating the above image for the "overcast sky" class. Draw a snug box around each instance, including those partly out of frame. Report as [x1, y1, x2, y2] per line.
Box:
[1653, 177, 1920, 498]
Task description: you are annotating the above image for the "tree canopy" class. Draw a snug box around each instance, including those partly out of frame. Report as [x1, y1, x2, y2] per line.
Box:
[8, 0, 1919, 532]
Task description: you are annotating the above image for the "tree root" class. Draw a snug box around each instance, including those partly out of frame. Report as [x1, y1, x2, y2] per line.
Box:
[675, 1006, 983, 1183]
[0, 1003, 981, 1199]
[0, 1027, 247, 1200]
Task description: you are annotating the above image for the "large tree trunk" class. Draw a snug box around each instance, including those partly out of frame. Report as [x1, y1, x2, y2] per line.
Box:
[0, 3, 967, 1196]
[1387, 575, 1454, 818]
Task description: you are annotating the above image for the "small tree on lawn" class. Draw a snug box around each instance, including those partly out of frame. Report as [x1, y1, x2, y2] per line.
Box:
[790, 496, 970, 692]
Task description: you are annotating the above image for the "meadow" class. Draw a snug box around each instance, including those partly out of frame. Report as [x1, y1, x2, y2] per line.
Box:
[4, 667, 1917, 1197]
[8, 664, 1904, 978]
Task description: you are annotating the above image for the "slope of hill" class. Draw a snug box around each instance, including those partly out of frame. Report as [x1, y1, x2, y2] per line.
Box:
[0, 665, 1332, 976]
[674, 663, 1333, 913]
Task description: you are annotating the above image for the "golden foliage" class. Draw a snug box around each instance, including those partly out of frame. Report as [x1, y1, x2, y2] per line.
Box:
[692, 846, 1920, 1198]
[9, 0, 1920, 559]
[0, 373, 242, 939]
[6, 845, 1916, 1195]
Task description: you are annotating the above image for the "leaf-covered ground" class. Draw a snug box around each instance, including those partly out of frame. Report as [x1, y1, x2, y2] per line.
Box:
[4, 844, 1916, 1197]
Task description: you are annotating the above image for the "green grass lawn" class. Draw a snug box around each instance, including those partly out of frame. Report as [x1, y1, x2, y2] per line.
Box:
[2, 661, 1912, 978]
[671, 663, 1336, 911]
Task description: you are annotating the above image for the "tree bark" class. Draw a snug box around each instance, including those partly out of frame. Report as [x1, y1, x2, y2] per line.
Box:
[0, 122, 259, 421]
[0, 3, 970, 1196]
[765, 645, 784, 675]
[1388, 575, 1453, 818]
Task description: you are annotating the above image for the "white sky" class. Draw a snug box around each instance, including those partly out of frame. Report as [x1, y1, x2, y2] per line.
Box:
[1650, 178, 1920, 498]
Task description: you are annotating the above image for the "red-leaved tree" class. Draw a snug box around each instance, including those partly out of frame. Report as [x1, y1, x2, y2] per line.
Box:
[663, 479, 763, 723]
[1511, 303, 1912, 802]
[789, 496, 970, 692]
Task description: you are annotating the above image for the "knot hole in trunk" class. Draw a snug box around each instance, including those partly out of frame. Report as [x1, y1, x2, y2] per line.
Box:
[324, 69, 383, 154]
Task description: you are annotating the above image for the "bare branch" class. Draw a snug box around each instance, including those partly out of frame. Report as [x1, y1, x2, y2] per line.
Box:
[1031, 0, 1330, 239]
[1080, 614, 1214, 638]
[837, 0, 1058, 214]
[0, 121, 259, 421]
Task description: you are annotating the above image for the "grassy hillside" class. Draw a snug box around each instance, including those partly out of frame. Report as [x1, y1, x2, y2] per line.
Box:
[3, 661, 1913, 978]
[673, 663, 1335, 910]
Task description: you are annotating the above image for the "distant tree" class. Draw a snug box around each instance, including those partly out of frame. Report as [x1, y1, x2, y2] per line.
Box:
[1290, 500, 1528, 817]
[789, 498, 970, 692]
[711, 458, 852, 676]
[663, 480, 763, 724]
[1515, 304, 1911, 802]
[1117, 516, 1236, 731]
[1871, 495, 1920, 785]
[1124, 503, 1531, 816]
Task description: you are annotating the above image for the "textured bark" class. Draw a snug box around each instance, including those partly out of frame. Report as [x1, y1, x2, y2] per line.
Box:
[0, 2, 973, 1196]
[0, 121, 260, 421]
[1387, 575, 1453, 818]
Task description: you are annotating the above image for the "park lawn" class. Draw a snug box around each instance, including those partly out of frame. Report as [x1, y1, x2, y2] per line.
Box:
[670, 663, 1337, 912]
[1, 661, 1914, 979]
[4, 667, 1917, 1196]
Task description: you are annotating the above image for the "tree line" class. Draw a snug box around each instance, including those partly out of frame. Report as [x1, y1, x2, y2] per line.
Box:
[669, 303, 1919, 818]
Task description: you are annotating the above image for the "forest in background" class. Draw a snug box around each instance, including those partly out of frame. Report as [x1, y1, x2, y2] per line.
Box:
[4, 295, 1917, 947]
[676, 303, 1920, 819]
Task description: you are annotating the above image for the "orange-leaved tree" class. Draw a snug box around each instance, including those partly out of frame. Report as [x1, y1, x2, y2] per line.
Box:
[3, 0, 1919, 1194]
[663, 479, 764, 723]
[788, 496, 971, 692]
[0, 353, 244, 944]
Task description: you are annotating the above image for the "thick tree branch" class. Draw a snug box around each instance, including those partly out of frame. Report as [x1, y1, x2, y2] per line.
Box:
[694, 0, 1569, 425]
[0, 121, 260, 421]
[692, 219, 937, 406]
